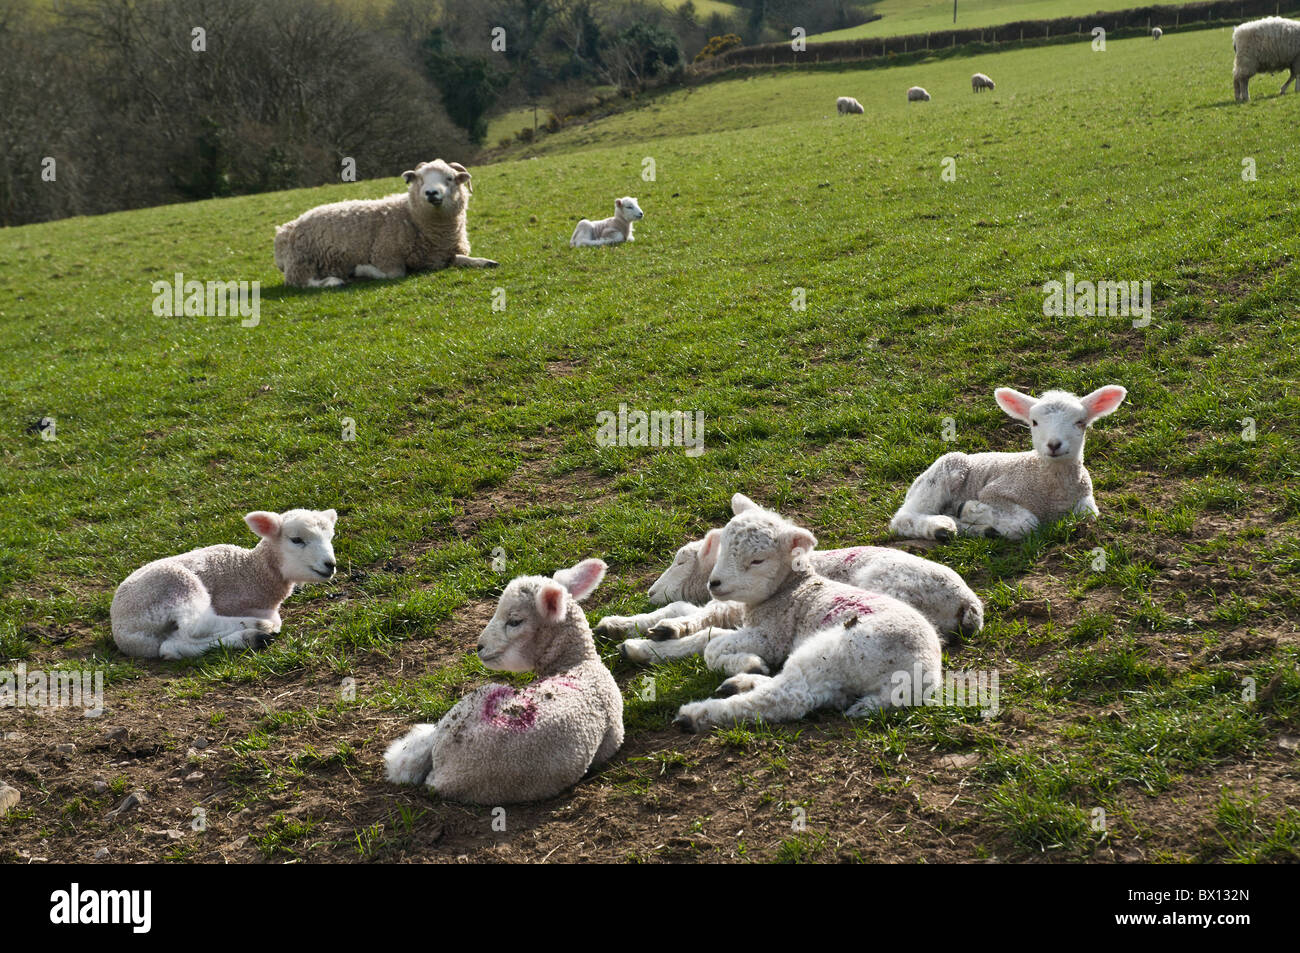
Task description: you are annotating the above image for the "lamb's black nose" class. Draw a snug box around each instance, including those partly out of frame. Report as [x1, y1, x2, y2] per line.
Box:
[1048, 440, 1062, 453]
[324, 561, 336, 573]
[709, 579, 721, 589]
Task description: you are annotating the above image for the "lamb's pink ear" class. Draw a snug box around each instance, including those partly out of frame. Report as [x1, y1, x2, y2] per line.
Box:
[245, 511, 282, 539]
[552, 558, 607, 602]
[731, 493, 759, 515]
[536, 580, 568, 623]
[994, 387, 1037, 424]
[402, 170, 419, 184]
[787, 526, 817, 559]
[699, 528, 723, 564]
[1080, 385, 1127, 423]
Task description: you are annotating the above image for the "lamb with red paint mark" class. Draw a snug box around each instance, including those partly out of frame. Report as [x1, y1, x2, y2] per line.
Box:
[383, 559, 623, 804]
[654, 495, 943, 732]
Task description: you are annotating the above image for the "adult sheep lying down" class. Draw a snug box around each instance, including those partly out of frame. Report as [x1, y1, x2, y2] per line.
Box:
[274, 159, 498, 287]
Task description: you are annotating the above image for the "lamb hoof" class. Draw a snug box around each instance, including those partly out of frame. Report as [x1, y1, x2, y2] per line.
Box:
[673, 712, 701, 733]
[648, 623, 675, 642]
[713, 681, 740, 699]
[934, 528, 953, 541]
[984, 527, 1000, 539]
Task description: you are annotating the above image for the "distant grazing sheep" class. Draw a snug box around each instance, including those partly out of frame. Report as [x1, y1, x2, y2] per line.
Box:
[890, 386, 1128, 541]
[570, 197, 643, 247]
[836, 96, 865, 115]
[111, 509, 337, 659]
[274, 159, 497, 288]
[907, 86, 931, 102]
[1152, 27, 1162, 40]
[383, 559, 623, 804]
[971, 73, 995, 92]
[1232, 17, 1300, 102]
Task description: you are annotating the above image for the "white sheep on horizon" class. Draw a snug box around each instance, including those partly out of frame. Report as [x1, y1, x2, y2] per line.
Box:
[668, 496, 943, 732]
[570, 197, 643, 247]
[383, 559, 623, 804]
[907, 86, 931, 102]
[837, 96, 865, 114]
[274, 159, 497, 287]
[1152, 27, 1162, 40]
[889, 385, 1128, 541]
[1232, 17, 1300, 102]
[110, 509, 337, 659]
[971, 73, 995, 92]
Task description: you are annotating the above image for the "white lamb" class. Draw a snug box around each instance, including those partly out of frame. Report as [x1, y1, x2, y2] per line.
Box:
[907, 86, 931, 102]
[971, 73, 995, 93]
[569, 197, 644, 247]
[668, 497, 942, 732]
[1152, 27, 1162, 40]
[110, 509, 337, 659]
[1232, 17, 1300, 102]
[383, 559, 623, 805]
[601, 512, 983, 656]
[890, 385, 1127, 541]
[274, 159, 497, 288]
[836, 96, 865, 115]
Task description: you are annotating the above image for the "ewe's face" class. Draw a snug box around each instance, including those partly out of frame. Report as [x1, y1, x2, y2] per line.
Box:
[247, 509, 337, 583]
[403, 160, 470, 211]
[617, 197, 644, 220]
[708, 512, 815, 606]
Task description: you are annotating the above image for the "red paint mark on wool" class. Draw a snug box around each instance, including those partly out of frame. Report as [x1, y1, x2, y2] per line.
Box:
[481, 685, 538, 732]
[819, 593, 877, 628]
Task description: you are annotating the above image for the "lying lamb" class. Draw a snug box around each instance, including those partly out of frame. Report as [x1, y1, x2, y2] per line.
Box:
[971, 73, 995, 93]
[274, 159, 497, 287]
[669, 499, 942, 732]
[384, 559, 623, 805]
[907, 86, 931, 102]
[111, 509, 337, 659]
[890, 385, 1127, 541]
[569, 197, 643, 247]
[836, 96, 865, 115]
[602, 501, 983, 659]
[1232, 17, 1300, 102]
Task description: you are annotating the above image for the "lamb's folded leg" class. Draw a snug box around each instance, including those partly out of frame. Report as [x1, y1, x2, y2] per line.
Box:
[890, 456, 963, 540]
[594, 601, 698, 638]
[648, 601, 744, 640]
[451, 254, 499, 268]
[674, 660, 820, 732]
[958, 500, 1039, 539]
[619, 629, 717, 664]
[701, 626, 772, 677]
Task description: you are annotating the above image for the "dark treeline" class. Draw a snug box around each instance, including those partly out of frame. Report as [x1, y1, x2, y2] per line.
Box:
[0, 0, 877, 227]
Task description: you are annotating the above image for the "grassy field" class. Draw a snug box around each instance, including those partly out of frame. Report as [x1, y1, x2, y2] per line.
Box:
[2, 25, 1298, 863]
[812, 0, 1157, 40]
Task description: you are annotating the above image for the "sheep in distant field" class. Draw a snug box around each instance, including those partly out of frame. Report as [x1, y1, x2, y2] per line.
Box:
[1152, 27, 1162, 40]
[274, 159, 497, 288]
[570, 197, 643, 247]
[971, 73, 995, 92]
[383, 559, 623, 805]
[907, 86, 931, 102]
[668, 497, 942, 732]
[1232, 17, 1300, 102]
[602, 517, 982, 655]
[111, 509, 337, 659]
[837, 96, 865, 115]
[890, 385, 1128, 541]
